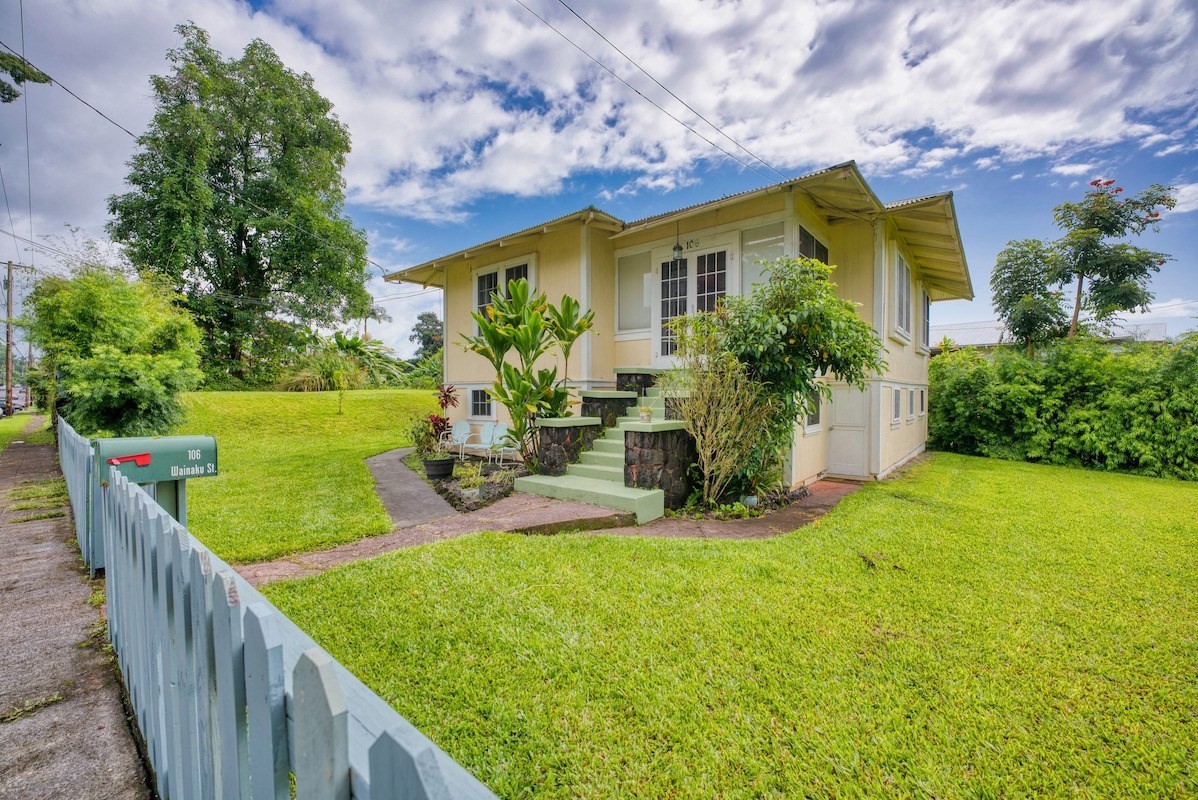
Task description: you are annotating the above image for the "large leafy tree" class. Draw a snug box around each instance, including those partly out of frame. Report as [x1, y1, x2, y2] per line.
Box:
[0, 53, 50, 103]
[107, 23, 371, 383]
[1051, 179, 1175, 336]
[408, 311, 443, 360]
[991, 238, 1068, 356]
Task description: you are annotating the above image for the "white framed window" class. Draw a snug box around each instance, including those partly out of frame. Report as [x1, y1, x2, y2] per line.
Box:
[919, 388, 926, 416]
[469, 389, 493, 419]
[616, 251, 652, 333]
[908, 387, 915, 421]
[741, 221, 785, 291]
[803, 400, 822, 435]
[921, 291, 931, 350]
[473, 255, 536, 329]
[798, 225, 830, 263]
[894, 254, 912, 340]
[892, 387, 902, 426]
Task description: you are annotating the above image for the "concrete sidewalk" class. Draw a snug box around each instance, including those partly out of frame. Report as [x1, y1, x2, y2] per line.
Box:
[0, 420, 151, 799]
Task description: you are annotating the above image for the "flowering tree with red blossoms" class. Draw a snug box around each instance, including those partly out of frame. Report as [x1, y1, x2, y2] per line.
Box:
[1051, 179, 1176, 336]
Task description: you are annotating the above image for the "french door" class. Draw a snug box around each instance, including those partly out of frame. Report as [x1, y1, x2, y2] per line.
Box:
[652, 244, 732, 365]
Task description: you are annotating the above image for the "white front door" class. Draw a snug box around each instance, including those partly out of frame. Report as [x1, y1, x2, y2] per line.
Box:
[827, 386, 869, 477]
[651, 243, 735, 366]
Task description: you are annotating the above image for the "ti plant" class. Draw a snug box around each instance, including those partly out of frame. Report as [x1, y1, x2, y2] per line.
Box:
[459, 278, 594, 469]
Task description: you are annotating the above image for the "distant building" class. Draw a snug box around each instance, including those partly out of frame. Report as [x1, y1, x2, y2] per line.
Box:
[929, 320, 1170, 354]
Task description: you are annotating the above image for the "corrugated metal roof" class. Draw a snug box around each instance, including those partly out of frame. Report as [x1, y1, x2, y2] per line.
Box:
[385, 205, 623, 284]
[622, 162, 856, 228]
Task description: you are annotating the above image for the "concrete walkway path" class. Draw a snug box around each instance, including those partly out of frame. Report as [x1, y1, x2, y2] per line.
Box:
[366, 447, 456, 528]
[239, 453, 861, 587]
[238, 453, 633, 586]
[597, 479, 861, 539]
[0, 418, 151, 799]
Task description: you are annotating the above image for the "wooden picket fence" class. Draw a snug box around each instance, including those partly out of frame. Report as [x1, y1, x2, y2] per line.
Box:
[58, 418, 497, 800]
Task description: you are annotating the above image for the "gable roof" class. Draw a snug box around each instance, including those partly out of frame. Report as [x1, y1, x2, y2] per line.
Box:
[387, 161, 972, 300]
[884, 193, 974, 301]
[385, 206, 623, 287]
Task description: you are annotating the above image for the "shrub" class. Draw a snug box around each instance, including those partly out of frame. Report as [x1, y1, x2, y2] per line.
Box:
[26, 266, 203, 436]
[659, 315, 779, 506]
[929, 337, 1198, 480]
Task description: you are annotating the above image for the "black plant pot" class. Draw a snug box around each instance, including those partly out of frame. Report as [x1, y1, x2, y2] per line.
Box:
[423, 457, 455, 480]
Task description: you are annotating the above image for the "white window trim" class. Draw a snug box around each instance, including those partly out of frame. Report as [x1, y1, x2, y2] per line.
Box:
[919, 388, 927, 417]
[615, 251, 653, 336]
[891, 250, 912, 345]
[803, 399, 823, 436]
[918, 291, 932, 354]
[907, 387, 915, 423]
[891, 387, 903, 428]
[466, 386, 497, 421]
[472, 254, 538, 332]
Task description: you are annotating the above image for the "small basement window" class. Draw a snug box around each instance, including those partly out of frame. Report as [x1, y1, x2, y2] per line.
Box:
[892, 387, 902, 424]
[470, 389, 492, 418]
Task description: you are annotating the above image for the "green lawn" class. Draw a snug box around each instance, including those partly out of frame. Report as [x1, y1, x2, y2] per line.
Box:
[0, 412, 51, 452]
[177, 390, 436, 563]
[264, 454, 1198, 798]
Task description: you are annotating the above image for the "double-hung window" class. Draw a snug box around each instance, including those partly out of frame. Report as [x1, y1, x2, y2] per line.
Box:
[921, 292, 931, 350]
[895, 255, 912, 338]
[470, 389, 493, 418]
[798, 225, 830, 263]
[475, 257, 534, 329]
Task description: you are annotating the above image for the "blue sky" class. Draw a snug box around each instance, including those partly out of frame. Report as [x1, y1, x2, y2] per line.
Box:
[2, 0, 1196, 356]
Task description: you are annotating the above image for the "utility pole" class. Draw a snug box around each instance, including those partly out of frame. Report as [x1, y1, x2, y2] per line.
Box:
[26, 340, 33, 409]
[5, 260, 12, 417]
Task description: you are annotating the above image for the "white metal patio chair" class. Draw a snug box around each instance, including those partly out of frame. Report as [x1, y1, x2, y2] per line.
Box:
[466, 421, 496, 460]
[440, 420, 474, 460]
[487, 422, 519, 466]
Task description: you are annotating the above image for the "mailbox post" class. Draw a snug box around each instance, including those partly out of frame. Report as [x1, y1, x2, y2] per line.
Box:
[93, 435, 218, 529]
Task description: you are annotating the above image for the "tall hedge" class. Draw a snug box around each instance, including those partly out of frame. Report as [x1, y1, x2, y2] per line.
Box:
[929, 336, 1198, 480]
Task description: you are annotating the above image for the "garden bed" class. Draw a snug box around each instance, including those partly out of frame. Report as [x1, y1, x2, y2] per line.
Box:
[402, 452, 528, 512]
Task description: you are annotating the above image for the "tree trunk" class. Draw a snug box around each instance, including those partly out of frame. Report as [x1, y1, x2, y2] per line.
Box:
[1027, 339, 1034, 358]
[1068, 273, 1084, 337]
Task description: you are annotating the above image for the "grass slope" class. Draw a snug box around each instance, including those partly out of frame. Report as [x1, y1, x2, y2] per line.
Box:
[265, 454, 1198, 799]
[178, 390, 436, 563]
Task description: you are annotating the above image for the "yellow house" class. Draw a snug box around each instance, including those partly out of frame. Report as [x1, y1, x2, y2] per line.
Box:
[387, 161, 972, 520]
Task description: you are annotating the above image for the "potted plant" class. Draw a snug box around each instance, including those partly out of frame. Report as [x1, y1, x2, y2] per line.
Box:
[638, 404, 653, 423]
[458, 463, 485, 501]
[410, 415, 454, 479]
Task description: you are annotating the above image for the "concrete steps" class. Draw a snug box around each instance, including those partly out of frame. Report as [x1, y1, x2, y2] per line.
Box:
[514, 475, 663, 524]
[515, 376, 669, 523]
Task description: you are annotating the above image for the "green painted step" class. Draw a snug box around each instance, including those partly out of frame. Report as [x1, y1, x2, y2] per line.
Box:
[567, 463, 623, 482]
[515, 475, 664, 523]
[590, 438, 624, 454]
[580, 450, 623, 468]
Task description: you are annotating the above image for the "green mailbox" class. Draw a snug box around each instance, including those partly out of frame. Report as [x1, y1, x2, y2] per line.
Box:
[93, 435, 218, 526]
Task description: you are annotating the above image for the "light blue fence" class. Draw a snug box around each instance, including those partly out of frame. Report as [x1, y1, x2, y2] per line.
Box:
[58, 417, 498, 800]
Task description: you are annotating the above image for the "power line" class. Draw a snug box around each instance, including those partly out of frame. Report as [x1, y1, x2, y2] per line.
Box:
[0, 38, 399, 281]
[509, 0, 778, 184]
[19, 0, 34, 267]
[552, 0, 789, 182]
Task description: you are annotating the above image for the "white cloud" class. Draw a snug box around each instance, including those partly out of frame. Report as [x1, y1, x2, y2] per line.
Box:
[1050, 163, 1096, 177]
[2, 0, 1197, 296]
[1171, 182, 1198, 214]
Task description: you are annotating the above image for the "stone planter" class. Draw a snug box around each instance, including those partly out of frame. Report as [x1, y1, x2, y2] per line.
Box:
[623, 421, 697, 510]
[535, 417, 603, 476]
[580, 391, 638, 428]
[614, 367, 663, 395]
